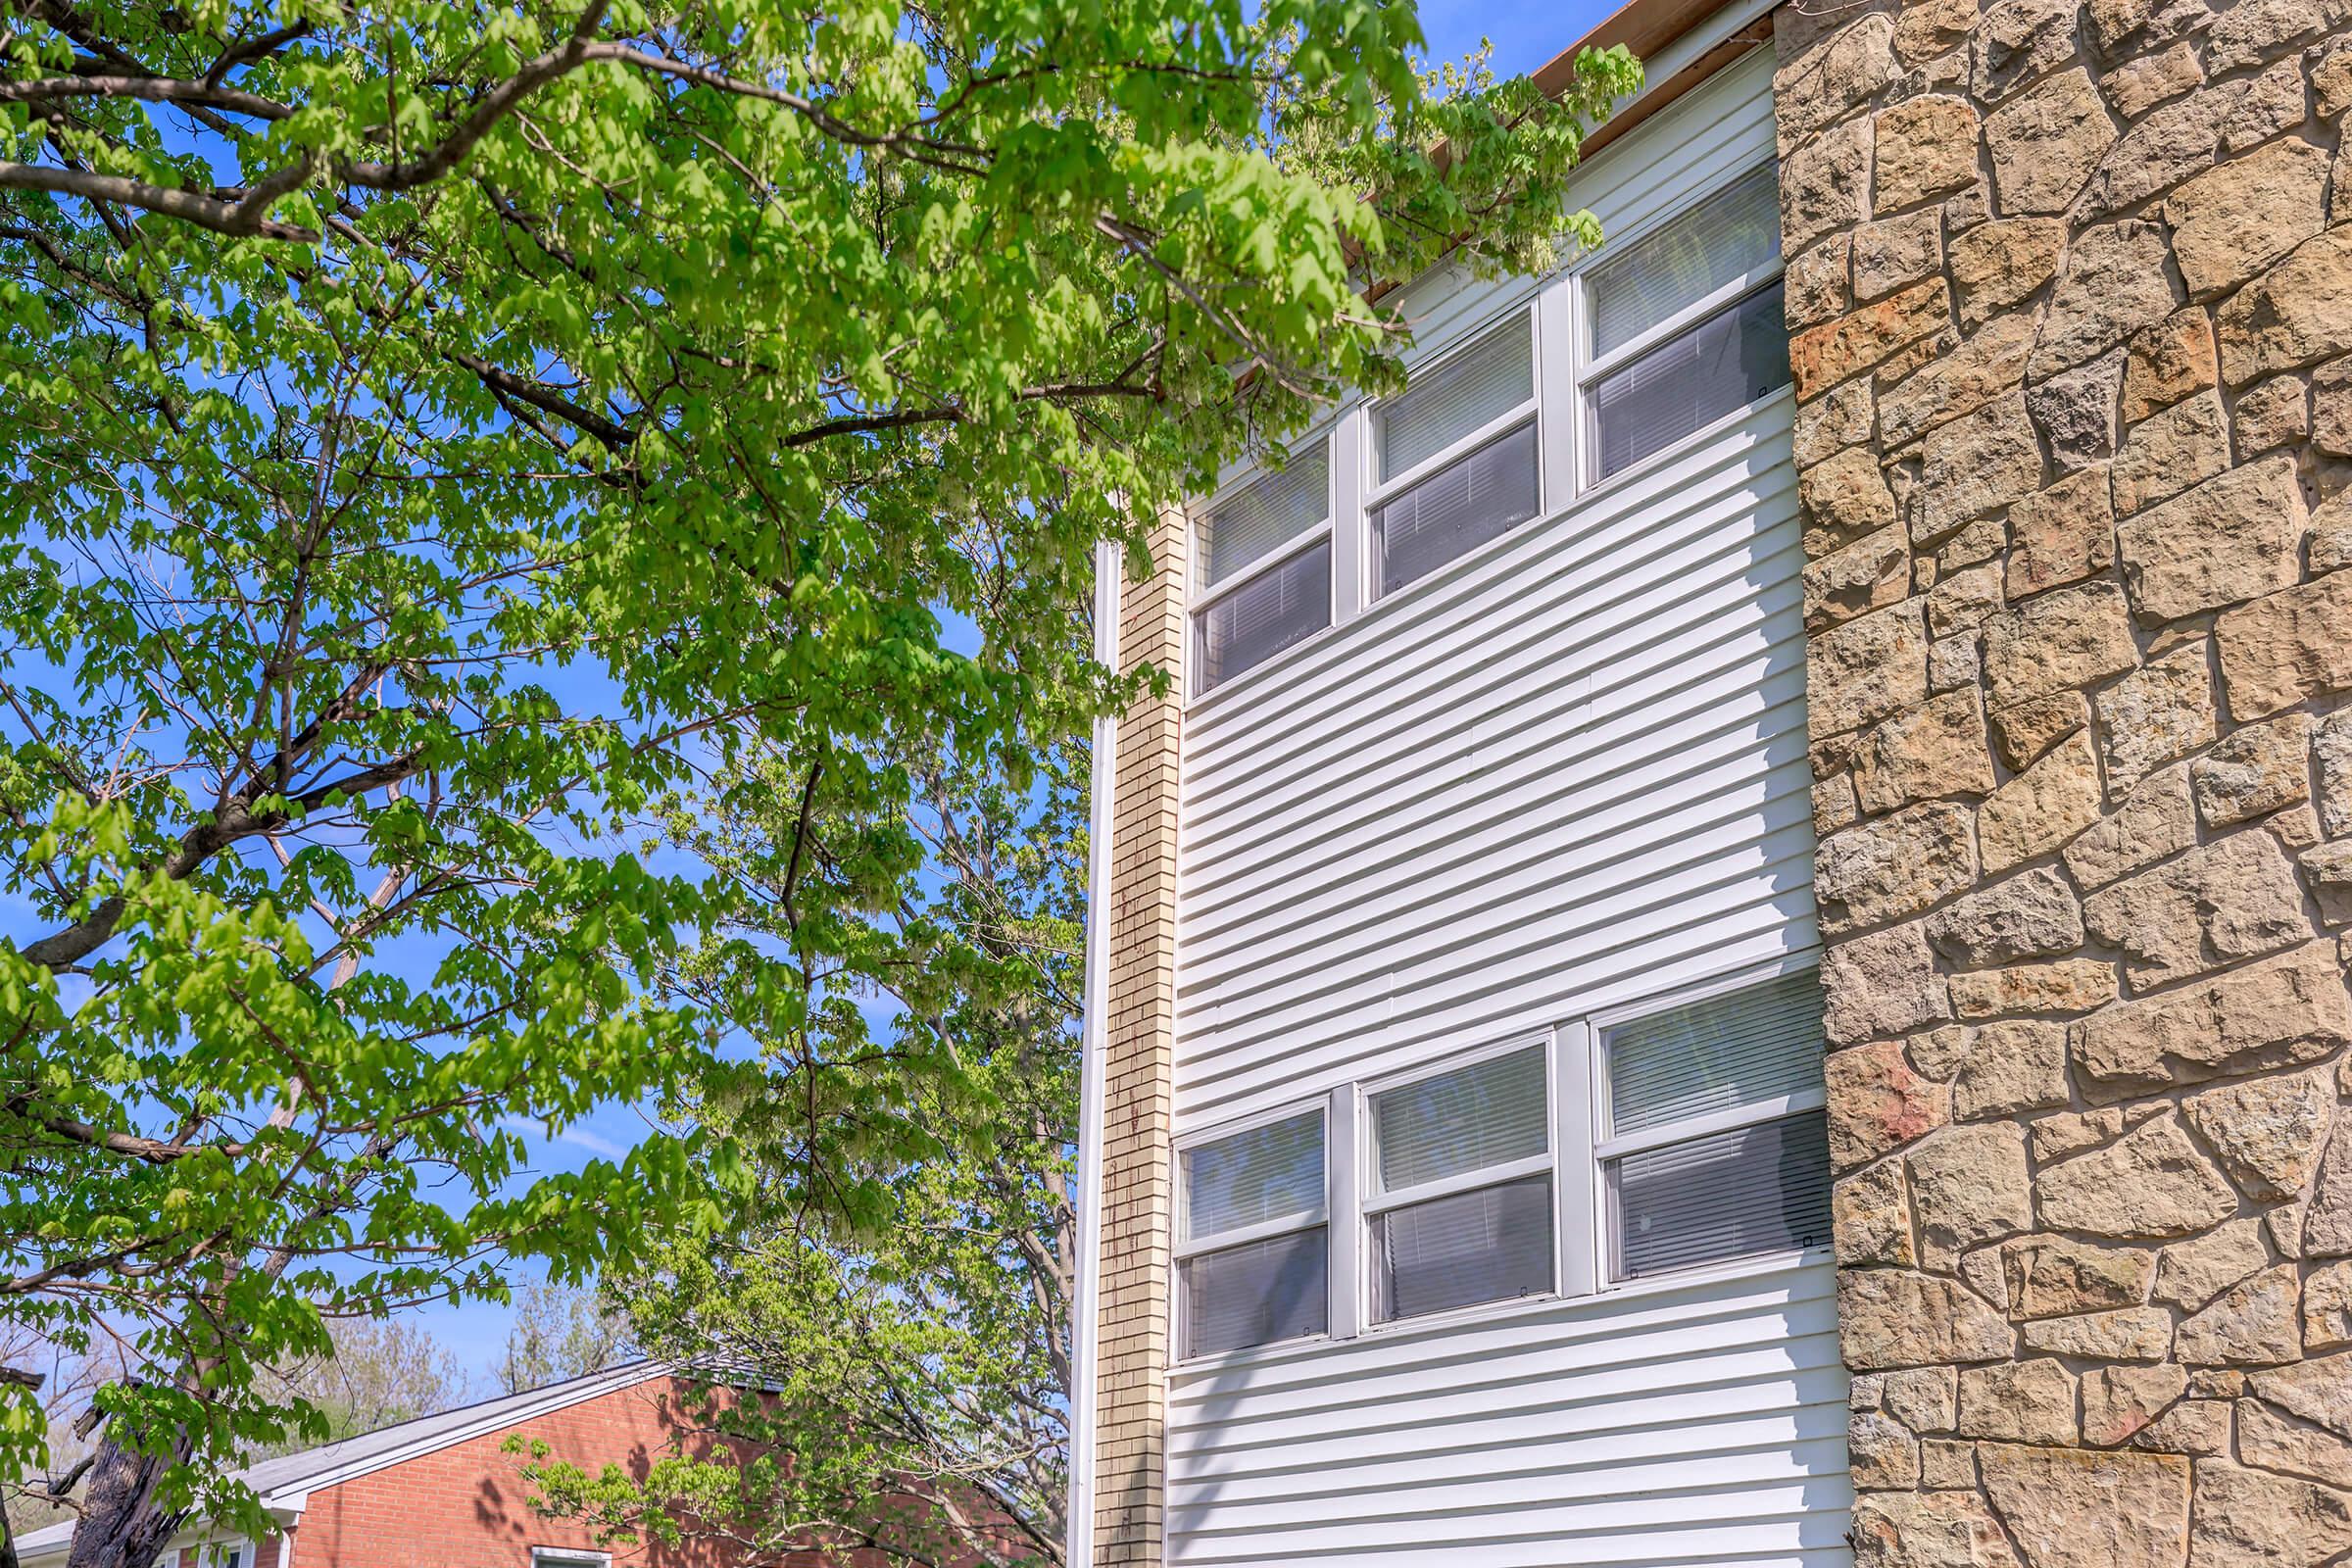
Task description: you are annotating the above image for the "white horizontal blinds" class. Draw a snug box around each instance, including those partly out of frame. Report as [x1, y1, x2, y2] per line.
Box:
[1199, 441, 1330, 591]
[1179, 1109, 1329, 1357]
[1368, 314, 1540, 598]
[1590, 281, 1790, 480]
[1616, 1115, 1832, 1278]
[1372, 1044, 1547, 1192]
[1374, 423, 1542, 596]
[1183, 1108, 1324, 1241]
[1586, 164, 1781, 359]
[1605, 968, 1825, 1137]
[1601, 973, 1831, 1283]
[1366, 1045, 1552, 1324]
[1370, 1176, 1553, 1321]
[1196, 539, 1332, 693]
[1182, 1228, 1330, 1358]
[1374, 318, 1534, 482]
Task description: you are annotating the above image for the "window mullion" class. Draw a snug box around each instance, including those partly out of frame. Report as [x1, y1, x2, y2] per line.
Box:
[1554, 1018, 1599, 1299]
[1326, 1082, 1361, 1341]
[1536, 274, 1578, 514]
[1330, 409, 1367, 625]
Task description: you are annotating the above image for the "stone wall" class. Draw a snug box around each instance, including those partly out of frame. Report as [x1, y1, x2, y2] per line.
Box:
[1090, 512, 1186, 1567]
[1777, 0, 2352, 1561]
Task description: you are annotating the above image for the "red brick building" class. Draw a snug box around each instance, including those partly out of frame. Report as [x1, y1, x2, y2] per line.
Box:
[18, 1364, 743, 1568]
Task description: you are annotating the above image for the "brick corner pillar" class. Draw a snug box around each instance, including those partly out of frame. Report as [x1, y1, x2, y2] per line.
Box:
[1092, 508, 1187, 1567]
[1777, 1, 2352, 1562]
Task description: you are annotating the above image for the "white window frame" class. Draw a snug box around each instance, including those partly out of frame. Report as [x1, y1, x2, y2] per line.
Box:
[1361, 309, 1544, 603]
[1169, 955, 1827, 1365]
[532, 1549, 612, 1568]
[1591, 952, 1829, 1287]
[199, 1541, 253, 1568]
[1186, 431, 1339, 699]
[1179, 160, 1791, 706]
[1571, 162, 1788, 493]
[1358, 1033, 1558, 1327]
[1169, 1097, 1334, 1360]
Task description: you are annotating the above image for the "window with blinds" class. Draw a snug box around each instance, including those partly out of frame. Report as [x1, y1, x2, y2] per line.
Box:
[1365, 1045, 1554, 1323]
[1192, 441, 1333, 694]
[1370, 314, 1539, 596]
[1177, 1108, 1329, 1357]
[1582, 164, 1789, 480]
[1598, 970, 1831, 1281]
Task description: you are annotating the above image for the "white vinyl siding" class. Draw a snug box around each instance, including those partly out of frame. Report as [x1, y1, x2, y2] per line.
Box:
[1160, 36, 1844, 1568]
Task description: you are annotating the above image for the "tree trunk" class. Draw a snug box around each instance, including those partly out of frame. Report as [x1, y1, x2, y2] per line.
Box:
[63, 1430, 187, 1568]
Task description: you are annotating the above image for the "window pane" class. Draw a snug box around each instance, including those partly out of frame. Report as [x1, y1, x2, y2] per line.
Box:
[1371, 1045, 1547, 1194]
[1590, 282, 1789, 480]
[1373, 420, 1540, 596]
[1587, 165, 1782, 359]
[1371, 1176, 1553, 1322]
[1182, 1109, 1324, 1243]
[1605, 969, 1825, 1138]
[1375, 318, 1534, 482]
[1613, 1111, 1831, 1279]
[1200, 442, 1328, 590]
[1196, 538, 1330, 692]
[1180, 1226, 1329, 1356]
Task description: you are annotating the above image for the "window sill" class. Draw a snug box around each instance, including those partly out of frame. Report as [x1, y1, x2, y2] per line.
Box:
[1165, 1243, 1832, 1378]
[1177, 382, 1795, 718]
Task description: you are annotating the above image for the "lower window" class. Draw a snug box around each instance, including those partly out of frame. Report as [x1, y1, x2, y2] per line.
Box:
[1175, 1108, 1329, 1357]
[1598, 967, 1831, 1281]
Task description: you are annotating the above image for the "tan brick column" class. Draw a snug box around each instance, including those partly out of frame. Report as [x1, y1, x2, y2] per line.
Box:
[1778, 1, 2352, 1561]
[1093, 511, 1186, 1566]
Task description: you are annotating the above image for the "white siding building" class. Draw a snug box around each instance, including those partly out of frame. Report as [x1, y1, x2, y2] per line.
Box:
[1072, 5, 1848, 1564]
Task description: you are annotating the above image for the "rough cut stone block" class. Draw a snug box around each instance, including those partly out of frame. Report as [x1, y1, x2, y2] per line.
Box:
[1983, 580, 2138, 708]
[1800, 444, 1899, 557]
[1958, 1359, 2077, 1444]
[2312, 1123, 2352, 1259]
[1990, 690, 2086, 771]
[1804, 524, 1909, 629]
[1849, 1490, 2020, 1568]
[2239, 1397, 2352, 1489]
[1875, 95, 1981, 213]
[1787, 232, 1853, 329]
[1947, 220, 2065, 333]
[2026, 357, 2123, 472]
[1778, 13, 1897, 153]
[1927, 865, 2083, 967]
[2207, 0, 2351, 73]
[2153, 1219, 2269, 1311]
[2217, 228, 2352, 385]
[2065, 766, 2195, 889]
[2074, 944, 2352, 1098]
[1979, 730, 2104, 874]
[2081, 828, 2309, 990]
[2083, 1365, 2189, 1446]
[1790, 278, 1951, 402]
[2037, 1114, 2238, 1239]
[1782, 116, 1874, 257]
[1916, 393, 2042, 540]
[1852, 210, 1943, 303]
[2117, 453, 2306, 621]
[1881, 312, 2038, 447]
[1836, 1160, 1917, 1266]
[1953, 1018, 2070, 1118]
[1854, 690, 1996, 812]
[1841, 1269, 2015, 1369]
[2006, 467, 2115, 600]
[2004, 1233, 2156, 1319]
[2031, 221, 2180, 381]
[1828, 1039, 1952, 1168]
[2111, 389, 2231, 518]
[1817, 802, 1978, 934]
[2188, 1458, 2352, 1566]
[2248, 1350, 2352, 1439]
[2166, 138, 2332, 300]
[1911, 1123, 2034, 1263]
[2021, 1306, 2173, 1361]
[1949, 957, 2115, 1019]
[2182, 1069, 2333, 1202]
[2100, 40, 2202, 121]
[2234, 371, 2311, 456]
[1823, 921, 1952, 1045]
[1984, 68, 2110, 216]
[2177, 1264, 2302, 1366]
[1979, 1445, 2190, 1568]
[2190, 711, 2313, 828]
[2216, 569, 2352, 718]
[2097, 644, 2216, 797]
[2318, 711, 2352, 840]
[2121, 308, 2218, 426]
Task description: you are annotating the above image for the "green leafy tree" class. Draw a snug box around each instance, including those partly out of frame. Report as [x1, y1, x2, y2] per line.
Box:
[522, 728, 1091, 1567]
[497, 1282, 633, 1395]
[0, 3, 1636, 1566]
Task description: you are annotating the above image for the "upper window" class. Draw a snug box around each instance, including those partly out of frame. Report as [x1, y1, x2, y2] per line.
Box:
[1582, 164, 1789, 481]
[1193, 443, 1333, 694]
[1176, 1107, 1329, 1357]
[1597, 969, 1830, 1281]
[1370, 315, 1541, 596]
[1365, 1044, 1552, 1323]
